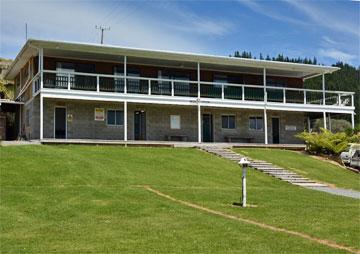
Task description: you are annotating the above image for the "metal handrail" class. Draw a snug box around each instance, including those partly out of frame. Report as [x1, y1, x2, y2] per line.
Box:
[42, 69, 354, 95]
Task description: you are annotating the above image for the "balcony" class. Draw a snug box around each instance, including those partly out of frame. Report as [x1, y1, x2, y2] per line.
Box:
[34, 70, 354, 108]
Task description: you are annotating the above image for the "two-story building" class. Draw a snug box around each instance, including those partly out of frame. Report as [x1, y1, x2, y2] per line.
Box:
[3, 39, 356, 144]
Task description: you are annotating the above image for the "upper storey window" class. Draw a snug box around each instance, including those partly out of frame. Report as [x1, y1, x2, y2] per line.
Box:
[56, 62, 75, 74]
[267, 78, 287, 87]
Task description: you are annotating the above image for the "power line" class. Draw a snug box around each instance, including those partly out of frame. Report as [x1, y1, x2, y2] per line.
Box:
[95, 25, 110, 44]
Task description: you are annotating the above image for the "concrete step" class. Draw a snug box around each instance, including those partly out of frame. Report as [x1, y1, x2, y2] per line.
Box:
[270, 172, 302, 176]
[285, 179, 316, 183]
[259, 170, 290, 173]
[293, 182, 328, 187]
[277, 176, 310, 180]
[255, 167, 283, 170]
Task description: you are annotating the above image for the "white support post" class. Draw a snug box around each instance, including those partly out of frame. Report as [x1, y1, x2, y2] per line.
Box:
[197, 104, 201, 143]
[148, 79, 151, 95]
[351, 113, 355, 129]
[304, 90, 307, 104]
[242, 86, 245, 101]
[264, 108, 268, 144]
[263, 68, 268, 145]
[197, 62, 200, 99]
[171, 81, 174, 96]
[124, 56, 127, 94]
[68, 73, 71, 90]
[351, 94, 354, 107]
[19, 105, 22, 137]
[338, 94, 341, 106]
[322, 73, 326, 105]
[323, 112, 327, 130]
[40, 93, 43, 140]
[221, 84, 224, 100]
[283, 88, 286, 103]
[39, 48, 43, 89]
[96, 76, 99, 92]
[263, 68, 267, 103]
[124, 101, 127, 141]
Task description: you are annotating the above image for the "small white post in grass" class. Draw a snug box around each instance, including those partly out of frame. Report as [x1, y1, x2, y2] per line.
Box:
[233, 157, 250, 208]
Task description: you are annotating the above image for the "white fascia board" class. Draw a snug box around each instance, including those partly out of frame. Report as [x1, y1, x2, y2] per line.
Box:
[35, 39, 338, 73]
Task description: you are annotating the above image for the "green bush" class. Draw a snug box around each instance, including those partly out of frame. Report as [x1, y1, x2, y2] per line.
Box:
[313, 118, 352, 133]
[296, 128, 360, 155]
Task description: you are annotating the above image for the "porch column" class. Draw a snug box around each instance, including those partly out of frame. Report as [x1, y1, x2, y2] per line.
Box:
[264, 108, 268, 144]
[351, 113, 355, 129]
[197, 104, 201, 143]
[124, 56, 127, 94]
[197, 62, 200, 98]
[323, 112, 327, 130]
[322, 73, 326, 105]
[263, 68, 268, 144]
[40, 93, 43, 140]
[124, 101, 127, 141]
[307, 116, 311, 132]
[39, 48, 44, 140]
[39, 48, 43, 89]
[19, 105, 22, 137]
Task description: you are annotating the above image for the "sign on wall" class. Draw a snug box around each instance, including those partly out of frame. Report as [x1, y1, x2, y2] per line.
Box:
[67, 114, 73, 122]
[94, 108, 105, 121]
[285, 125, 297, 131]
[170, 115, 181, 129]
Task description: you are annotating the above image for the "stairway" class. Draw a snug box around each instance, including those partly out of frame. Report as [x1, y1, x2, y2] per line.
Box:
[201, 146, 327, 188]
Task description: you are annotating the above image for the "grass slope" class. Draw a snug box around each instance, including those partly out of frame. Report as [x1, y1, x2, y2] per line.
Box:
[1, 145, 359, 253]
[235, 148, 360, 191]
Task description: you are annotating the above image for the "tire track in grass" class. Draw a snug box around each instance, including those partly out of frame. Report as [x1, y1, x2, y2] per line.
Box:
[141, 185, 359, 254]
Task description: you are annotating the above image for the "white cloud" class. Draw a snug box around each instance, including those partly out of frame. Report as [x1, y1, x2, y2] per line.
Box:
[322, 36, 339, 46]
[318, 48, 357, 63]
[284, 0, 360, 38]
[0, 1, 232, 59]
[237, 0, 308, 26]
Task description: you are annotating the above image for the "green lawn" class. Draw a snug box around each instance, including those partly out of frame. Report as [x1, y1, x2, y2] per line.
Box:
[1, 145, 359, 253]
[235, 148, 360, 191]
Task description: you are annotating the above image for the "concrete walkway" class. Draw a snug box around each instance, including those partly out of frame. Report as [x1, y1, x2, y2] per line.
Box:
[201, 146, 360, 200]
[0, 140, 41, 146]
[307, 186, 360, 199]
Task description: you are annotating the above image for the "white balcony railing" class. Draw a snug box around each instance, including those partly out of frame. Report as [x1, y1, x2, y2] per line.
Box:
[36, 70, 354, 107]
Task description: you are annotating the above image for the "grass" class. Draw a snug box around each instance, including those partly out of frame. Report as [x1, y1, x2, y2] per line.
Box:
[235, 148, 360, 191]
[1, 145, 359, 253]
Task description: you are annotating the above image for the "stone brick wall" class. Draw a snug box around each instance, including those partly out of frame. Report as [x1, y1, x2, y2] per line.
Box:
[44, 99, 124, 139]
[22, 96, 40, 140]
[40, 99, 304, 143]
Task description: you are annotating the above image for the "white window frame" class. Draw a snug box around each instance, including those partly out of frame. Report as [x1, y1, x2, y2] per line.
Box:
[170, 115, 181, 129]
[106, 109, 124, 127]
[56, 62, 75, 77]
[221, 114, 236, 129]
[249, 116, 264, 131]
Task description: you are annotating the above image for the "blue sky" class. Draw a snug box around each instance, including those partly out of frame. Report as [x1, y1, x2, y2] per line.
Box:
[1, 0, 359, 66]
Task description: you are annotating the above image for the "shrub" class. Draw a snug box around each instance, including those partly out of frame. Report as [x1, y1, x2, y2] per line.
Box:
[313, 118, 351, 132]
[296, 128, 360, 155]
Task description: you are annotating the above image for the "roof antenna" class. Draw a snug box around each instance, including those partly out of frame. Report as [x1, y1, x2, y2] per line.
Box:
[95, 25, 110, 44]
[25, 23, 28, 41]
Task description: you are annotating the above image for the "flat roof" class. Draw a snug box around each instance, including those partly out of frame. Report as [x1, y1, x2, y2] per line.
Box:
[5, 39, 340, 80]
